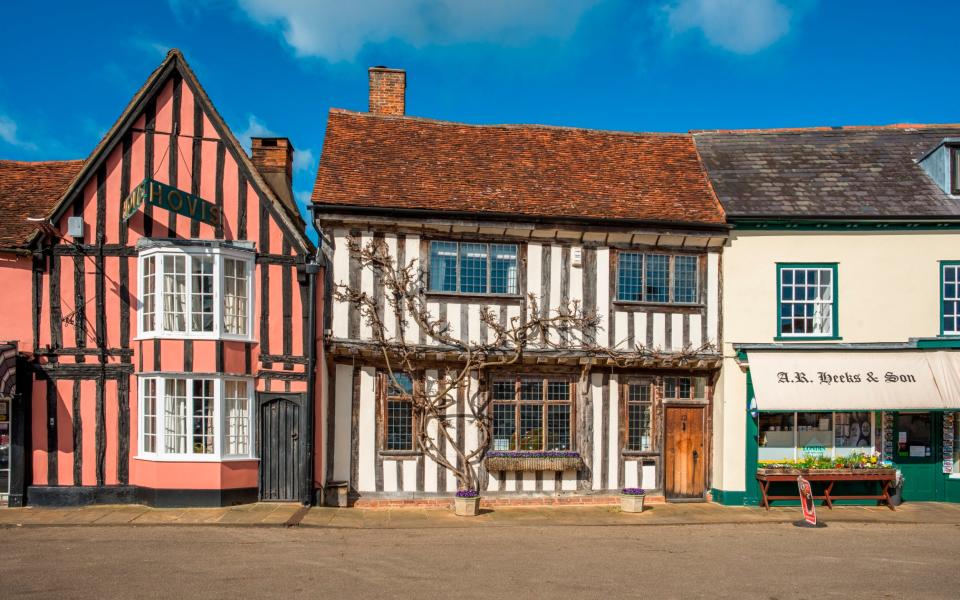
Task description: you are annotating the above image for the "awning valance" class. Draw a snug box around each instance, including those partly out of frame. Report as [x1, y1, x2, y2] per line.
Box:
[748, 350, 960, 411]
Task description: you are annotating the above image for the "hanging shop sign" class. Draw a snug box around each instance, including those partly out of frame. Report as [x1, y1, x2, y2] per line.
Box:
[122, 177, 222, 227]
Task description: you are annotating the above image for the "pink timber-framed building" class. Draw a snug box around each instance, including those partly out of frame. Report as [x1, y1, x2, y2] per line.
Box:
[0, 50, 325, 507]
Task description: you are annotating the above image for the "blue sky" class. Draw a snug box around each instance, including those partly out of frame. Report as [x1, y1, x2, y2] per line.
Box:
[2, 0, 959, 229]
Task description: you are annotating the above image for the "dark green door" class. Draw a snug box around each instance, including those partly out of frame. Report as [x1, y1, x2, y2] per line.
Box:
[892, 412, 942, 501]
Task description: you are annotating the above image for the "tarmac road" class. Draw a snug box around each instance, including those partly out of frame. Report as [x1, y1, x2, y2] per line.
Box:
[1, 522, 957, 599]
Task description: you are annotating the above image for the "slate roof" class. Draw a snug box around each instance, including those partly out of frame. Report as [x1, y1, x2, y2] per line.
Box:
[693, 124, 960, 219]
[312, 110, 726, 227]
[0, 159, 84, 249]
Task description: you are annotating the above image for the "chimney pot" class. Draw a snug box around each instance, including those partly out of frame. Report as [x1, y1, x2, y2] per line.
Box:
[368, 67, 406, 116]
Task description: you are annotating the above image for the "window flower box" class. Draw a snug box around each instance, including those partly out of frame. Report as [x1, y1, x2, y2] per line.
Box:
[483, 451, 584, 472]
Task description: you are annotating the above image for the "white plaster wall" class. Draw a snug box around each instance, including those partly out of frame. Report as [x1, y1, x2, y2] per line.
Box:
[358, 367, 376, 492]
[332, 364, 354, 483]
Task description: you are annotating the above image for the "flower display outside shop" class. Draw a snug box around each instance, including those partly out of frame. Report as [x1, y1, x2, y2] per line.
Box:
[758, 452, 886, 472]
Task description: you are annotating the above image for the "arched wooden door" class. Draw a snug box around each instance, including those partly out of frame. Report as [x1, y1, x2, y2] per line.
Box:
[258, 394, 305, 502]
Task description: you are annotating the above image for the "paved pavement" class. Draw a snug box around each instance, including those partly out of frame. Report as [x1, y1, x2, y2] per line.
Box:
[1, 500, 959, 528]
[1, 519, 958, 599]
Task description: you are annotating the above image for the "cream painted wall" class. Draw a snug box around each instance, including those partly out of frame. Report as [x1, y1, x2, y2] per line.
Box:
[714, 229, 960, 494]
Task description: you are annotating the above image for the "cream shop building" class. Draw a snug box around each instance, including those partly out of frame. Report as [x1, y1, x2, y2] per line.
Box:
[696, 124, 960, 505]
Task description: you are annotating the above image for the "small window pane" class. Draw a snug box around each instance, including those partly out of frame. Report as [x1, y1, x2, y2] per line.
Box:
[627, 403, 651, 451]
[490, 244, 518, 294]
[225, 380, 250, 456]
[617, 253, 643, 301]
[163, 378, 187, 454]
[546, 381, 569, 401]
[142, 378, 157, 453]
[520, 379, 543, 402]
[388, 373, 414, 396]
[797, 412, 833, 458]
[386, 400, 413, 450]
[142, 256, 156, 333]
[673, 256, 698, 303]
[191, 256, 215, 332]
[492, 404, 516, 450]
[491, 380, 515, 401]
[192, 379, 215, 454]
[546, 405, 571, 450]
[459, 243, 488, 294]
[162, 256, 187, 332]
[223, 258, 249, 336]
[758, 413, 795, 461]
[518, 404, 543, 450]
[429, 242, 458, 292]
[645, 255, 670, 303]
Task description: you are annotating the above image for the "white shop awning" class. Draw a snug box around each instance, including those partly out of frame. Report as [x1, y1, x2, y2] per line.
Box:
[747, 350, 960, 411]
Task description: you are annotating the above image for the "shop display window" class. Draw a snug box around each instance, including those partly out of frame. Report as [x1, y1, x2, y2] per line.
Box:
[758, 411, 874, 461]
[758, 413, 794, 461]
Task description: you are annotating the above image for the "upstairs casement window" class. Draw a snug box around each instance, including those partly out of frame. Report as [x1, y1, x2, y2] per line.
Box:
[428, 241, 519, 295]
[616, 252, 699, 304]
[139, 247, 254, 340]
[942, 263, 960, 335]
[139, 375, 254, 461]
[776, 264, 838, 339]
[491, 376, 574, 452]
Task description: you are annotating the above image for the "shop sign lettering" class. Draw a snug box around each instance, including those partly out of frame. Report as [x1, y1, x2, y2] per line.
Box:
[776, 371, 918, 385]
[121, 177, 222, 227]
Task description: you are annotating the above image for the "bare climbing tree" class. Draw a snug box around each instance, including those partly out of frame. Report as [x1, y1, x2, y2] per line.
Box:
[334, 236, 714, 491]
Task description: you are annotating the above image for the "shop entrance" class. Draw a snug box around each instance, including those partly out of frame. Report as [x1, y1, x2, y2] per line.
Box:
[892, 412, 942, 501]
[664, 406, 706, 499]
[257, 394, 306, 502]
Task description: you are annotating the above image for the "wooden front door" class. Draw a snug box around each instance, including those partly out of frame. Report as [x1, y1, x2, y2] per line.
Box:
[664, 406, 706, 499]
[258, 395, 304, 502]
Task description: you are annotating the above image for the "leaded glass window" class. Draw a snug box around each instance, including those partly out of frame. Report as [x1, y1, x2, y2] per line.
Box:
[625, 382, 652, 451]
[383, 373, 414, 451]
[428, 241, 518, 295]
[616, 252, 700, 304]
[491, 376, 573, 451]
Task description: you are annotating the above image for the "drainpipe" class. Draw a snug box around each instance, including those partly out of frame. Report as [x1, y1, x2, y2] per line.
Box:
[301, 259, 322, 506]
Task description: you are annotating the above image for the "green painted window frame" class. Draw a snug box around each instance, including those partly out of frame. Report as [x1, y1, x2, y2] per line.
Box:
[774, 263, 840, 341]
[939, 260, 960, 337]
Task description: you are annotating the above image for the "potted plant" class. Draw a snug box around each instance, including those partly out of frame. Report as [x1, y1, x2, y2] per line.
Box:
[454, 489, 481, 516]
[620, 488, 646, 513]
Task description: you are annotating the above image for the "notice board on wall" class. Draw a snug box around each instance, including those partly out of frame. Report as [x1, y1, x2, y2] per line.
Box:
[944, 413, 955, 474]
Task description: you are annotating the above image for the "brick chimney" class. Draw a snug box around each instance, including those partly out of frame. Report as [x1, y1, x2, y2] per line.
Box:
[251, 137, 297, 214]
[369, 67, 406, 116]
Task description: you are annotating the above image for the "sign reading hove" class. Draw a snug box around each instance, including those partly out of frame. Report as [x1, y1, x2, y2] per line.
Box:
[747, 351, 960, 411]
[122, 177, 222, 227]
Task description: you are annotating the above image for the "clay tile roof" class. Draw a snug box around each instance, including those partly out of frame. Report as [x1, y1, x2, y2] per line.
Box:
[693, 123, 960, 219]
[312, 110, 726, 226]
[0, 159, 84, 249]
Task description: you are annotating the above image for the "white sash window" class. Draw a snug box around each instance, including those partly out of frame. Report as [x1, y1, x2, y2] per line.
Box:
[139, 246, 254, 340]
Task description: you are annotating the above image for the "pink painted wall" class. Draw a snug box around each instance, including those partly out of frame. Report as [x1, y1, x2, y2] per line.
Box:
[20, 68, 320, 497]
[0, 255, 33, 348]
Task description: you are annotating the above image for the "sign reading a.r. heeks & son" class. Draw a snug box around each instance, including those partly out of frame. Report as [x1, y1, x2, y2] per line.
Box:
[776, 371, 919, 385]
[122, 177, 222, 227]
[746, 351, 960, 411]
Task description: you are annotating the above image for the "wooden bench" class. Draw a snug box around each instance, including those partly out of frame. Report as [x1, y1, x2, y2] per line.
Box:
[756, 470, 896, 511]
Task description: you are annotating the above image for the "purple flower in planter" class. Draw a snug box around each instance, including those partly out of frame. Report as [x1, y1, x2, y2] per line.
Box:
[621, 488, 646, 496]
[456, 490, 480, 498]
[486, 451, 581, 459]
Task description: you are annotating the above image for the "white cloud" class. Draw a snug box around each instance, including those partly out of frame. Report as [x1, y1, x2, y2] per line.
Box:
[292, 147, 315, 173]
[236, 114, 276, 151]
[664, 0, 793, 54]
[232, 0, 598, 61]
[0, 114, 38, 151]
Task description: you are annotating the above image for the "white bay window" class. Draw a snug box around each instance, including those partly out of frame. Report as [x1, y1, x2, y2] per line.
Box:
[139, 376, 255, 460]
[139, 246, 254, 340]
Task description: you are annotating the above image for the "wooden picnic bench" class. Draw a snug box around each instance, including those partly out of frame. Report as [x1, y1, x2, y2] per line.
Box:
[756, 469, 897, 511]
